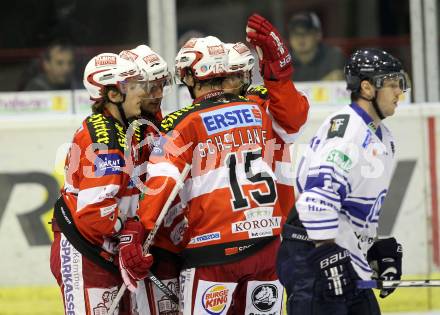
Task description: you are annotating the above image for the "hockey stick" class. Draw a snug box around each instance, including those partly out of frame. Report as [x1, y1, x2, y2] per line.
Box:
[147, 271, 179, 303]
[357, 279, 440, 289]
[108, 163, 191, 315]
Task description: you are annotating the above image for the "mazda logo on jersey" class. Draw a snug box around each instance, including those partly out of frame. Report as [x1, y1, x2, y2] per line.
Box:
[200, 104, 262, 135]
[251, 284, 278, 312]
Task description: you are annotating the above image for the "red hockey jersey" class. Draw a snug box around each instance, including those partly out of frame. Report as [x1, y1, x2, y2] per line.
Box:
[62, 111, 139, 252]
[138, 88, 307, 264]
[246, 79, 309, 217]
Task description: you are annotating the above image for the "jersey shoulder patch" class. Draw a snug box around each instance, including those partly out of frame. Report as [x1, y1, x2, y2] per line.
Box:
[327, 114, 350, 139]
[85, 113, 126, 151]
[246, 85, 268, 100]
[160, 94, 249, 132]
[160, 103, 202, 132]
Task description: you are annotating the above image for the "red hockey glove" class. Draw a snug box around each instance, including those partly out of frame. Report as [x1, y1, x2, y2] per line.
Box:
[246, 13, 293, 81]
[118, 219, 153, 292]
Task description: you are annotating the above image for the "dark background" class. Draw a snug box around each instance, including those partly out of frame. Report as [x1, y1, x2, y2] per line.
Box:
[0, 0, 412, 91]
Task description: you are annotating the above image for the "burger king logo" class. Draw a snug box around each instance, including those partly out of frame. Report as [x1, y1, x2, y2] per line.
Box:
[202, 284, 229, 315]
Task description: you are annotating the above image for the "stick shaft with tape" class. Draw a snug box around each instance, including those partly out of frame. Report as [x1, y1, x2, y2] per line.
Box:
[107, 164, 191, 315]
[357, 279, 440, 289]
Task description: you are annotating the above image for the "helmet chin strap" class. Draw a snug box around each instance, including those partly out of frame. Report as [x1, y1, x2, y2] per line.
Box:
[109, 94, 130, 127]
[186, 83, 197, 99]
[239, 72, 252, 97]
[359, 90, 385, 120]
[182, 70, 197, 100]
[239, 83, 250, 97]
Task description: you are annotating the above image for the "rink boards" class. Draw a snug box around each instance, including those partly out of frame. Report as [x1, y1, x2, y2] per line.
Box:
[0, 100, 439, 314]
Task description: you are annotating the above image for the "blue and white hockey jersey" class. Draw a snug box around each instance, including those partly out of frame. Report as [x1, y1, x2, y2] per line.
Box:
[295, 103, 396, 279]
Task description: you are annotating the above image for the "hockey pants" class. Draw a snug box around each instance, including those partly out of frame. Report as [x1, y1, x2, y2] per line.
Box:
[276, 224, 381, 315]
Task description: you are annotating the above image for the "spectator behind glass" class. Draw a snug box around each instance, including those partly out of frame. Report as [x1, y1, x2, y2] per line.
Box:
[24, 41, 77, 91]
[288, 12, 345, 82]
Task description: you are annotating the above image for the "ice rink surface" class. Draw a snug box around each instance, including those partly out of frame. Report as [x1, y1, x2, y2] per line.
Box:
[385, 312, 440, 315]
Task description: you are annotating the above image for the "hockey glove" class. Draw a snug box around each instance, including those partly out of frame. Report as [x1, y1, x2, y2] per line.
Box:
[307, 243, 357, 299]
[367, 237, 403, 298]
[246, 14, 293, 81]
[118, 219, 153, 292]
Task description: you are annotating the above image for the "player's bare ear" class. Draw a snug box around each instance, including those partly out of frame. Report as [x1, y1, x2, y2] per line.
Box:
[107, 89, 123, 103]
[360, 80, 374, 99]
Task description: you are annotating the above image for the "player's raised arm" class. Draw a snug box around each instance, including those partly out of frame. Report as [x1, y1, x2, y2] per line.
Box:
[246, 14, 309, 141]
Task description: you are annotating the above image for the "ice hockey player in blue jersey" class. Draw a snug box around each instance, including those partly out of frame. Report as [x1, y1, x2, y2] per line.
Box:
[276, 48, 408, 315]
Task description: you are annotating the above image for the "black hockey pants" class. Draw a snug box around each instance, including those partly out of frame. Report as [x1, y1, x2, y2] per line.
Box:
[276, 223, 381, 315]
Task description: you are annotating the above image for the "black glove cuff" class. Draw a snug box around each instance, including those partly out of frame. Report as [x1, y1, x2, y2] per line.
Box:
[367, 237, 402, 263]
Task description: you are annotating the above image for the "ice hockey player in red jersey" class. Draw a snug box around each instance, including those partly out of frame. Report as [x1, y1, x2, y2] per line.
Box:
[50, 52, 161, 314]
[119, 44, 183, 314]
[137, 14, 308, 315]
[224, 36, 309, 220]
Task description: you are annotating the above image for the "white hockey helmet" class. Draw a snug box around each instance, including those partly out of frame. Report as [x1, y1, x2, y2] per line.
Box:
[83, 53, 140, 101]
[120, 45, 170, 81]
[175, 36, 228, 82]
[225, 42, 255, 74]
[119, 45, 173, 99]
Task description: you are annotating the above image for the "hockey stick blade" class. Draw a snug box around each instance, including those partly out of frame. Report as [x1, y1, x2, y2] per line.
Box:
[107, 164, 191, 315]
[357, 279, 440, 289]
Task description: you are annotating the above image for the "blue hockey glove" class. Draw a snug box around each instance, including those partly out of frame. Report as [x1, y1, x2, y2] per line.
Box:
[367, 237, 402, 298]
[307, 243, 357, 299]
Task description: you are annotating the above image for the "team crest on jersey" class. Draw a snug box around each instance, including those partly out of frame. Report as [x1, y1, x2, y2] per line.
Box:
[327, 114, 350, 139]
[200, 104, 262, 135]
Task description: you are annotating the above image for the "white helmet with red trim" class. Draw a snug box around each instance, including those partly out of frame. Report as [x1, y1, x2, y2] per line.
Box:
[83, 53, 140, 101]
[119, 45, 173, 99]
[175, 36, 228, 82]
[120, 45, 170, 81]
[225, 42, 255, 73]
